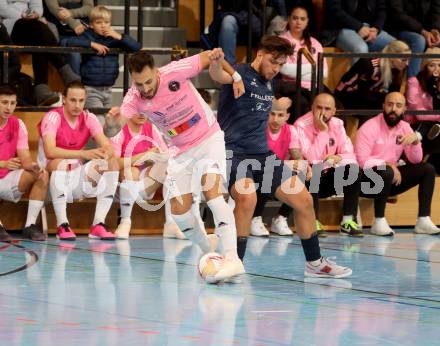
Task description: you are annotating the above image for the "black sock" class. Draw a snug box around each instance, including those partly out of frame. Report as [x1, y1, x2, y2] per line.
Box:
[237, 236, 248, 261]
[300, 233, 321, 262]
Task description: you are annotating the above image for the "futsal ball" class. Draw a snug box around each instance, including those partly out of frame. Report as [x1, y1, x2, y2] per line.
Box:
[198, 252, 225, 281]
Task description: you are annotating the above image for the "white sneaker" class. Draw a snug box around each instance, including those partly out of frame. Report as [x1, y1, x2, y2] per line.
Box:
[305, 257, 352, 278]
[250, 216, 270, 237]
[163, 220, 186, 240]
[271, 215, 293, 236]
[414, 217, 440, 235]
[205, 258, 245, 284]
[370, 218, 395, 236]
[115, 220, 131, 239]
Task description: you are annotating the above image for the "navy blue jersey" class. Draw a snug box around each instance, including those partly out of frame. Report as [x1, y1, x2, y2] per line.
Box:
[217, 64, 274, 154]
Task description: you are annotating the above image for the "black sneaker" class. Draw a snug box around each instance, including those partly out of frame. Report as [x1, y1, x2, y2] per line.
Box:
[427, 124, 440, 141]
[23, 224, 46, 241]
[0, 225, 12, 242]
[340, 220, 364, 237]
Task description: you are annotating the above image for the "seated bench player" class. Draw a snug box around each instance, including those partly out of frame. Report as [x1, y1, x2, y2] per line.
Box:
[0, 84, 49, 242]
[38, 81, 119, 241]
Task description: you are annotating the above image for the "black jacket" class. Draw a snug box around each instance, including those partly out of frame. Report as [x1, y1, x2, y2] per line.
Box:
[386, 0, 440, 34]
[325, 0, 387, 32]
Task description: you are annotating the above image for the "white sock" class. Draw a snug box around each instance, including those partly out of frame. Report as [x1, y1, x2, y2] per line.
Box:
[164, 199, 173, 224]
[309, 258, 323, 266]
[342, 215, 353, 223]
[93, 171, 119, 225]
[374, 217, 386, 224]
[172, 209, 210, 252]
[50, 170, 69, 226]
[417, 216, 430, 222]
[207, 196, 238, 260]
[119, 180, 140, 222]
[25, 200, 44, 227]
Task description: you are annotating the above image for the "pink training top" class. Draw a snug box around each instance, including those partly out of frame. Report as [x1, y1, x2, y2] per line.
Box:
[279, 31, 327, 90]
[0, 116, 29, 179]
[354, 113, 423, 169]
[294, 112, 357, 166]
[405, 76, 440, 124]
[111, 122, 167, 158]
[120, 54, 220, 156]
[40, 107, 103, 149]
[267, 123, 298, 160]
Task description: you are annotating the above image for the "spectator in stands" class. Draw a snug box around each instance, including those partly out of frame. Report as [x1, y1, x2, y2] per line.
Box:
[39, 81, 119, 241]
[335, 40, 410, 112]
[0, 84, 49, 242]
[0, 23, 21, 85]
[207, 0, 265, 64]
[250, 97, 313, 237]
[295, 93, 364, 237]
[406, 48, 440, 173]
[110, 112, 169, 239]
[323, 0, 395, 57]
[355, 91, 440, 236]
[44, 0, 94, 74]
[0, 0, 80, 106]
[385, 0, 440, 78]
[277, 5, 328, 121]
[63, 5, 141, 111]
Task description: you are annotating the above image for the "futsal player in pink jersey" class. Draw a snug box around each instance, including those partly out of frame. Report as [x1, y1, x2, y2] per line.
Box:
[120, 48, 246, 283]
[39, 81, 119, 241]
[110, 111, 174, 239]
[0, 84, 49, 242]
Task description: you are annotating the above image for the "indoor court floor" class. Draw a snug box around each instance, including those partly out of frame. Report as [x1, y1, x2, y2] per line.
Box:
[1, 231, 440, 346]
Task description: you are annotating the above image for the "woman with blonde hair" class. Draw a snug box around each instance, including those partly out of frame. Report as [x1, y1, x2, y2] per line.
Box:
[335, 40, 411, 111]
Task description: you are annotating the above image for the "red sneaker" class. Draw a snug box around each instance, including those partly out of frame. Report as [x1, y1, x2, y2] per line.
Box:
[89, 223, 115, 240]
[56, 223, 76, 241]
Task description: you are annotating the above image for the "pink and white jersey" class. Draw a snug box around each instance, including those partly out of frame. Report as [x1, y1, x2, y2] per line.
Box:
[405, 76, 440, 124]
[279, 31, 328, 90]
[355, 113, 423, 169]
[111, 122, 167, 158]
[0, 116, 29, 179]
[267, 123, 299, 160]
[40, 106, 103, 149]
[120, 54, 220, 156]
[294, 112, 357, 166]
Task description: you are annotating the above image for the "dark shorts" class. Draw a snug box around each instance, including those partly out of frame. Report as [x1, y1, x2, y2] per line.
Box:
[227, 151, 297, 197]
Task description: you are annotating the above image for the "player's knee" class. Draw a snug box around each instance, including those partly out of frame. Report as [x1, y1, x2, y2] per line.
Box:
[233, 192, 257, 214]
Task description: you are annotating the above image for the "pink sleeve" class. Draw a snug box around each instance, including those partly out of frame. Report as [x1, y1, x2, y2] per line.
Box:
[121, 87, 141, 119]
[354, 123, 385, 169]
[288, 125, 300, 149]
[41, 111, 61, 138]
[85, 112, 104, 137]
[335, 122, 357, 163]
[406, 77, 440, 122]
[161, 54, 202, 81]
[297, 126, 330, 163]
[110, 130, 124, 157]
[402, 123, 423, 164]
[152, 125, 168, 152]
[16, 119, 29, 150]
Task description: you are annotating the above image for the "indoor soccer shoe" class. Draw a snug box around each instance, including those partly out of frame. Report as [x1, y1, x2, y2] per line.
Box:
[56, 223, 77, 241]
[115, 220, 131, 239]
[414, 217, 440, 235]
[250, 216, 270, 237]
[89, 223, 116, 240]
[205, 258, 245, 284]
[271, 215, 293, 236]
[340, 220, 363, 237]
[316, 220, 327, 238]
[23, 224, 46, 241]
[305, 257, 352, 278]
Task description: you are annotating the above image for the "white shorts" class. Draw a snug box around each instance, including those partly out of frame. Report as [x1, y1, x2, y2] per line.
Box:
[0, 169, 24, 203]
[59, 161, 102, 202]
[165, 131, 227, 199]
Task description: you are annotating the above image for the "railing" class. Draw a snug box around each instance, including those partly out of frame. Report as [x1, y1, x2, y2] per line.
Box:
[295, 47, 316, 118]
[315, 51, 440, 117]
[0, 45, 186, 113]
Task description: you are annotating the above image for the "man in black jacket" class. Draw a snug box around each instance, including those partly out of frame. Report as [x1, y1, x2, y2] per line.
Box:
[323, 0, 395, 59]
[386, 0, 440, 77]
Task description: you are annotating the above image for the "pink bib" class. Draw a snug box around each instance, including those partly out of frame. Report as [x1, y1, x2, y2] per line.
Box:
[121, 122, 154, 158]
[267, 123, 291, 160]
[0, 117, 19, 179]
